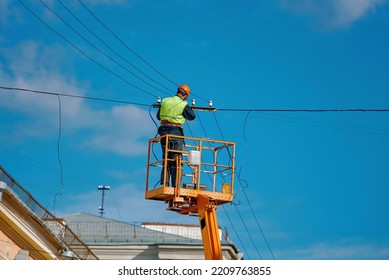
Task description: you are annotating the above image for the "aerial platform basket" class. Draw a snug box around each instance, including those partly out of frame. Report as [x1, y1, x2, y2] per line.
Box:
[145, 135, 235, 214]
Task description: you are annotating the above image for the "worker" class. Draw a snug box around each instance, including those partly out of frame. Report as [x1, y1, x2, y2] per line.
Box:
[156, 84, 196, 187]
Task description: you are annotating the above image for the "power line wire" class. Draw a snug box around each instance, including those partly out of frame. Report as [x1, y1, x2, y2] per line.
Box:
[237, 174, 276, 260]
[221, 205, 250, 259]
[0, 86, 150, 107]
[218, 108, 389, 112]
[57, 0, 174, 95]
[4, 84, 388, 259]
[3, 85, 389, 113]
[78, 0, 178, 88]
[77, 0, 209, 103]
[39, 0, 168, 96]
[233, 202, 263, 259]
[11, 1, 389, 259]
[17, 0, 158, 98]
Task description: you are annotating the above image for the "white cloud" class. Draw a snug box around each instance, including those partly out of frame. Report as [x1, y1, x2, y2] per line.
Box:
[0, 41, 155, 156]
[279, 0, 389, 29]
[330, 0, 388, 27]
[82, 104, 153, 155]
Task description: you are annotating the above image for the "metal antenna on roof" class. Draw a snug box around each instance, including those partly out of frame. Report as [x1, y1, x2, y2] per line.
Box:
[98, 185, 110, 217]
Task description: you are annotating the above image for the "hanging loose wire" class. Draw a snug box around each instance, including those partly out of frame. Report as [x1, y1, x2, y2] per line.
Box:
[191, 108, 262, 259]
[173, 104, 254, 258]
[239, 176, 276, 259]
[239, 110, 276, 259]
[52, 94, 64, 214]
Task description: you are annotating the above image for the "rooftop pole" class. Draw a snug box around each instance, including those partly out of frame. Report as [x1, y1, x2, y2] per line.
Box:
[98, 185, 110, 217]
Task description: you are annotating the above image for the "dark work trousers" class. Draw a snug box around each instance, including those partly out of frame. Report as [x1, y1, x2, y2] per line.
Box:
[158, 125, 184, 187]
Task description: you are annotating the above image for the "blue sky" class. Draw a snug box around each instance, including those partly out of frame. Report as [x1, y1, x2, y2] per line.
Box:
[1, 0, 389, 260]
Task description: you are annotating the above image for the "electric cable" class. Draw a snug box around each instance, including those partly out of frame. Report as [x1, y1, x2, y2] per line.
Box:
[221, 205, 250, 259]
[57, 0, 173, 95]
[251, 111, 389, 137]
[233, 202, 263, 259]
[78, 0, 177, 88]
[212, 111, 226, 140]
[39, 0, 170, 96]
[241, 182, 275, 260]
[238, 110, 275, 259]
[0, 86, 150, 107]
[4, 84, 389, 113]
[211, 104, 273, 259]
[192, 108, 260, 259]
[9, 2, 389, 258]
[218, 108, 389, 112]
[148, 103, 165, 187]
[4, 84, 388, 258]
[11, 6, 278, 253]
[52, 94, 64, 215]
[147, 98, 248, 258]
[77, 0, 209, 103]
[106, 190, 124, 221]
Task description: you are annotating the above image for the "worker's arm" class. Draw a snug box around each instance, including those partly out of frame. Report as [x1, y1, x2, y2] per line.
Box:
[183, 104, 196, 121]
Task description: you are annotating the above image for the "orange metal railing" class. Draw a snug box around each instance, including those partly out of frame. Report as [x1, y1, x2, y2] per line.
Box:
[145, 135, 235, 214]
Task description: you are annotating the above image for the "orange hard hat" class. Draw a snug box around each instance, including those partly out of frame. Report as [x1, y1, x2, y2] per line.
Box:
[178, 84, 190, 96]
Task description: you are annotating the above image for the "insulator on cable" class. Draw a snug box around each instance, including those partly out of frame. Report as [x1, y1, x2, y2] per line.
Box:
[157, 97, 161, 104]
[192, 99, 196, 106]
[209, 100, 213, 107]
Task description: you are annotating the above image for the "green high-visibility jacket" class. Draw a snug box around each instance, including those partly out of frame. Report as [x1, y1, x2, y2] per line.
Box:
[159, 95, 188, 125]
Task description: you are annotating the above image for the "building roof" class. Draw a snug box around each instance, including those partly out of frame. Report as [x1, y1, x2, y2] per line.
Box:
[0, 166, 98, 260]
[62, 212, 203, 244]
